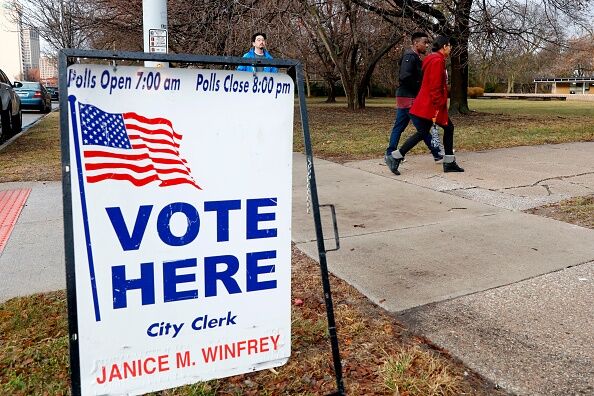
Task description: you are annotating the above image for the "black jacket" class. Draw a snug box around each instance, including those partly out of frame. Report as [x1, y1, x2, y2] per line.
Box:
[396, 48, 423, 98]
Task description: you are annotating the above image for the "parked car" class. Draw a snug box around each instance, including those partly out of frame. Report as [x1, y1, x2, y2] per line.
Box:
[14, 81, 52, 113]
[0, 68, 23, 141]
[46, 86, 59, 100]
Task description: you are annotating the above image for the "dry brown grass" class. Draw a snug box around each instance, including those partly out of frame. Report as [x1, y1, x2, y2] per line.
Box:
[382, 346, 463, 395]
[0, 112, 61, 182]
[2, 100, 594, 182]
[1, 102, 550, 395]
[0, 246, 505, 395]
[525, 195, 594, 229]
[293, 98, 594, 163]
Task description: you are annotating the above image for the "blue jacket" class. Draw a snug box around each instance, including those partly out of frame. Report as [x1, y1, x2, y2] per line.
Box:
[237, 48, 278, 73]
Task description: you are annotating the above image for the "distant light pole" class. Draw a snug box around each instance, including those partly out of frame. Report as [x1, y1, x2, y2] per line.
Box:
[143, 0, 168, 68]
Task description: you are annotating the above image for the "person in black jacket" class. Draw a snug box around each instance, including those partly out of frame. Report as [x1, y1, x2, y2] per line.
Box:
[385, 32, 443, 174]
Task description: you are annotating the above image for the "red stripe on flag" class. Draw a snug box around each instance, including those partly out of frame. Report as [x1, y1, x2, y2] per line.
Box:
[123, 113, 183, 140]
[129, 144, 179, 156]
[128, 134, 181, 148]
[125, 125, 183, 143]
[160, 178, 202, 189]
[84, 151, 191, 166]
[85, 162, 192, 176]
[86, 173, 161, 186]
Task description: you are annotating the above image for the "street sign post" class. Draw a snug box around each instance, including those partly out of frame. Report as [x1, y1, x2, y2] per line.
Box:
[142, 0, 168, 67]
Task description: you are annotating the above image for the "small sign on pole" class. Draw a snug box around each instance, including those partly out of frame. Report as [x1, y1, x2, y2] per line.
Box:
[148, 29, 167, 53]
[61, 58, 294, 395]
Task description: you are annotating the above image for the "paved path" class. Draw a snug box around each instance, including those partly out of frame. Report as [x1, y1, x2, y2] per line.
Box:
[292, 142, 594, 395]
[1, 142, 593, 394]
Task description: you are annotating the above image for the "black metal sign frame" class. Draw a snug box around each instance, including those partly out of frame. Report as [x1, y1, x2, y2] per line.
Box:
[58, 49, 344, 396]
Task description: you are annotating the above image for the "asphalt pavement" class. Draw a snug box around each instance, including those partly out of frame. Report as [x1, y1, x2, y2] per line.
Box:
[22, 102, 59, 128]
[1, 141, 593, 395]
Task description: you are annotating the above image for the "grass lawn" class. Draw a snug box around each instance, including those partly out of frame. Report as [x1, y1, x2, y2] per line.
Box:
[0, 108, 506, 395]
[0, 112, 61, 182]
[0, 245, 502, 395]
[2, 99, 593, 180]
[2, 100, 593, 395]
[526, 195, 594, 229]
[294, 98, 594, 162]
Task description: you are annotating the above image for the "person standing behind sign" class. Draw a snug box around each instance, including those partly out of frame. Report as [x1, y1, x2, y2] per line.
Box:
[389, 36, 464, 175]
[237, 33, 278, 73]
[385, 32, 443, 175]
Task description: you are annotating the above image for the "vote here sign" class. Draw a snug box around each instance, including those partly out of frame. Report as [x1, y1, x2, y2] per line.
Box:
[63, 63, 294, 395]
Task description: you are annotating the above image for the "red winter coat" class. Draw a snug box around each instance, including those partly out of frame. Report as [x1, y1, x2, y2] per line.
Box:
[410, 52, 449, 126]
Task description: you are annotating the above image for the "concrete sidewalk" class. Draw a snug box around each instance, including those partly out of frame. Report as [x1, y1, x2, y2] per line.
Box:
[1, 142, 593, 394]
[0, 181, 64, 302]
[292, 142, 594, 395]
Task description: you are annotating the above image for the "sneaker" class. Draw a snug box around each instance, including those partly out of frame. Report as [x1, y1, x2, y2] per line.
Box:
[443, 161, 464, 172]
[384, 154, 401, 175]
[433, 154, 444, 162]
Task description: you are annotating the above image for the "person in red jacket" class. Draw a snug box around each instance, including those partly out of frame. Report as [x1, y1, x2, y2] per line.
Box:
[388, 35, 464, 174]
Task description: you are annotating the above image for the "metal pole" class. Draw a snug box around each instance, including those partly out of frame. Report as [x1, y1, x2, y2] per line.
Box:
[295, 64, 345, 396]
[142, 0, 168, 68]
[59, 50, 81, 396]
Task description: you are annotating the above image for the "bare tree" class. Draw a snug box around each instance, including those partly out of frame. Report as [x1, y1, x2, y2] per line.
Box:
[83, 0, 143, 51]
[85, 0, 291, 57]
[351, 0, 474, 114]
[165, 0, 267, 55]
[295, 0, 404, 109]
[353, 0, 592, 113]
[25, 68, 41, 81]
[11, 0, 100, 50]
[537, 34, 594, 78]
[470, 1, 559, 92]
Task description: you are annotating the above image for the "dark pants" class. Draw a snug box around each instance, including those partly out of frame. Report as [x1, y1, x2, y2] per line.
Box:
[386, 107, 441, 157]
[400, 114, 454, 156]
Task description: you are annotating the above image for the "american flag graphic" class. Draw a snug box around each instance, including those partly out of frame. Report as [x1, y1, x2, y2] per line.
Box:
[78, 103, 201, 189]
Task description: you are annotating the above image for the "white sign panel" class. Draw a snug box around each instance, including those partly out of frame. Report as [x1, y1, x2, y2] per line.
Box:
[65, 64, 294, 395]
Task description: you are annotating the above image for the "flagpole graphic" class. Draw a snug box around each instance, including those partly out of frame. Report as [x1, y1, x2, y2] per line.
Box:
[68, 95, 102, 322]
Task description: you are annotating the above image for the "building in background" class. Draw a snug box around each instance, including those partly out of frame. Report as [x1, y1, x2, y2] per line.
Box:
[40, 55, 58, 86]
[21, 27, 40, 78]
[0, 1, 40, 81]
[533, 77, 594, 95]
[0, 0, 23, 81]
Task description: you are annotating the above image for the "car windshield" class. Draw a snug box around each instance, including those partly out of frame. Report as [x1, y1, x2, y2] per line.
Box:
[20, 82, 41, 89]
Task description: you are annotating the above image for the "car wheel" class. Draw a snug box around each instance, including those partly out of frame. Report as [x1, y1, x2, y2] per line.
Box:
[1, 104, 13, 141]
[11, 109, 22, 134]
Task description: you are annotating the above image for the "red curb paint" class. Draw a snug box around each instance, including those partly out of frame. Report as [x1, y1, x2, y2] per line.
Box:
[0, 188, 32, 253]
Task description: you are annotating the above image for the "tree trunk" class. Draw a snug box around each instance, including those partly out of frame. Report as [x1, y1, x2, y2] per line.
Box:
[325, 80, 337, 103]
[304, 66, 311, 98]
[344, 78, 359, 110]
[355, 35, 402, 110]
[357, 85, 367, 108]
[449, 47, 470, 114]
[448, 0, 472, 115]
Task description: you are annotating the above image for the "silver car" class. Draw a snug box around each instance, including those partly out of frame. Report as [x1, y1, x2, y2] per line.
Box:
[0, 68, 23, 142]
